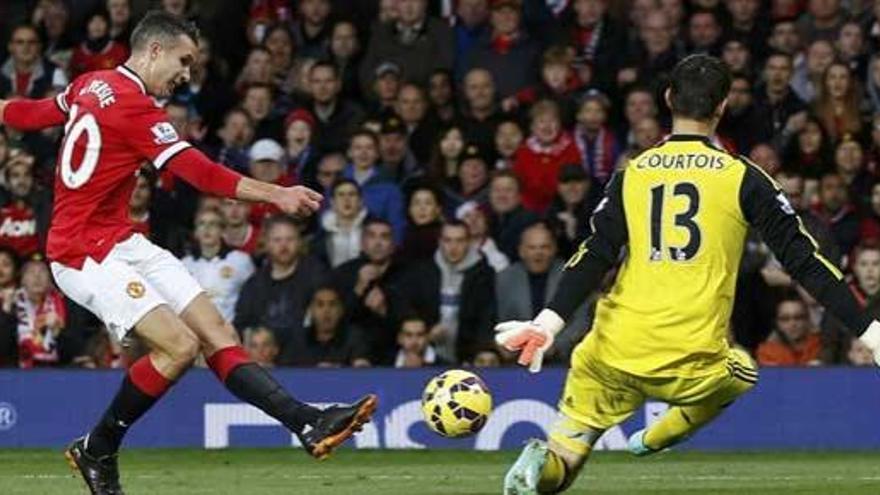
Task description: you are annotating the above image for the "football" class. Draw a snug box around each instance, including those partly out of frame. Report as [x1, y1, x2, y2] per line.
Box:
[421, 369, 493, 438]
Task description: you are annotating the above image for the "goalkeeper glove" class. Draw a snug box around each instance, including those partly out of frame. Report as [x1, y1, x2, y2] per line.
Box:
[858, 320, 880, 367]
[494, 309, 565, 373]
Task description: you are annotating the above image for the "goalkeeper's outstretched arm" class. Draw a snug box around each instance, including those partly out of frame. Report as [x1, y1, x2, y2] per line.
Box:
[740, 162, 880, 360]
[495, 170, 629, 372]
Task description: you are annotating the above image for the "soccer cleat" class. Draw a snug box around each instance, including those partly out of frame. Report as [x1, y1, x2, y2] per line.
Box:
[627, 429, 658, 457]
[503, 439, 548, 495]
[298, 394, 378, 460]
[64, 436, 125, 495]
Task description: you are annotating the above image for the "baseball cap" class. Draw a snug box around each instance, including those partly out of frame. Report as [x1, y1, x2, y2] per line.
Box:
[375, 61, 402, 79]
[249, 138, 284, 162]
[380, 114, 407, 135]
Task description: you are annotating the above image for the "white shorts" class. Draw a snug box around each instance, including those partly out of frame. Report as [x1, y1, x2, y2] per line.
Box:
[50, 234, 204, 340]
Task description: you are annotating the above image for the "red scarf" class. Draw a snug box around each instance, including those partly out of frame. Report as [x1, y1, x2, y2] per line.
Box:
[491, 33, 518, 55]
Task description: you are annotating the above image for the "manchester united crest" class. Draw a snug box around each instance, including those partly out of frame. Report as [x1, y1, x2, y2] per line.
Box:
[220, 266, 234, 279]
[126, 281, 146, 299]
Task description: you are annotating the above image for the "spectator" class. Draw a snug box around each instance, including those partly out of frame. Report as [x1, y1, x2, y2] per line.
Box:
[720, 38, 752, 77]
[220, 198, 261, 255]
[502, 46, 582, 126]
[687, 9, 724, 55]
[329, 20, 364, 101]
[619, 86, 660, 149]
[457, 68, 505, 158]
[207, 108, 254, 174]
[307, 61, 366, 153]
[453, 0, 491, 77]
[368, 62, 403, 116]
[400, 220, 495, 363]
[343, 130, 406, 241]
[427, 69, 458, 125]
[457, 200, 509, 273]
[462, 0, 540, 99]
[401, 185, 444, 262]
[107, 0, 134, 44]
[718, 75, 766, 154]
[15, 259, 66, 368]
[0, 23, 67, 98]
[813, 62, 864, 143]
[834, 138, 871, 210]
[574, 90, 621, 185]
[546, 164, 596, 258]
[774, 169, 840, 264]
[782, 115, 834, 183]
[314, 152, 346, 195]
[182, 209, 255, 323]
[0, 151, 49, 259]
[280, 285, 370, 367]
[69, 10, 128, 78]
[791, 38, 835, 103]
[726, 0, 768, 61]
[332, 219, 408, 364]
[263, 25, 296, 92]
[292, 0, 333, 60]
[241, 82, 283, 141]
[836, 20, 867, 78]
[282, 109, 319, 187]
[757, 295, 822, 366]
[513, 99, 580, 213]
[312, 179, 370, 268]
[244, 326, 280, 368]
[378, 113, 421, 184]
[495, 222, 590, 363]
[812, 173, 860, 259]
[236, 48, 274, 92]
[34, 0, 74, 70]
[821, 244, 880, 363]
[0, 247, 19, 367]
[128, 172, 152, 237]
[247, 139, 287, 224]
[558, 0, 627, 92]
[753, 52, 807, 149]
[617, 116, 662, 167]
[619, 9, 680, 89]
[428, 125, 466, 183]
[488, 169, 538, 260]
[234, 215, 328, 350]
[394, 314, 448, 367]
[768, 18, 801, 55]
[494, 119, 523, 170]
[472, 347, 502, 367]
[797, 0, 846, 43]
[443, 144, 490, 215]
[359, 0, 454, 92]
[395, 83, 438, 166]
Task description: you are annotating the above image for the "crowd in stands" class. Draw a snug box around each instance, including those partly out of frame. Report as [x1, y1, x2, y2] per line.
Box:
[0, 0, 879, 369]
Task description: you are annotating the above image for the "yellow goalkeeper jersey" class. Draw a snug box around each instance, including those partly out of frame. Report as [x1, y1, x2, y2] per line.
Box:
[568, 134, 843, 378]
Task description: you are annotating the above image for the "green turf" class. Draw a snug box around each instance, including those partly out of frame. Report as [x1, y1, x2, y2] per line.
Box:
[0, 449, 878, 494]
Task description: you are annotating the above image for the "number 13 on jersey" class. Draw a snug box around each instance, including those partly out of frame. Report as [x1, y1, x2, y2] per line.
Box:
[649, 182, 702, 262]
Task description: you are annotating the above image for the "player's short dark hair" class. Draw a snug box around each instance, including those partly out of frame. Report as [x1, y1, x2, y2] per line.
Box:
[668, 54, 732, 121]
[130, 10, 199, 51]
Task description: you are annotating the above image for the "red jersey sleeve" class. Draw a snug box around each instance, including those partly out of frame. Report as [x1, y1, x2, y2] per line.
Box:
[115, 94, 192, 169]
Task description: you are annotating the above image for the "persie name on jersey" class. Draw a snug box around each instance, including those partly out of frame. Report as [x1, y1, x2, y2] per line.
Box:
[79, 79, 116, 108]
[634, 153, 726, 170]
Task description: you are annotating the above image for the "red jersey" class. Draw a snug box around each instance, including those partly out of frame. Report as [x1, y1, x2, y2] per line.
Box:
[48, 66, 192, 268]
[0, 202, 39, 257]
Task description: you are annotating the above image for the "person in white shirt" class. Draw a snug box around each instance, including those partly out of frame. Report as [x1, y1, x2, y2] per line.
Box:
[182, 208, 255, 322]
[313, 179, 369, 268]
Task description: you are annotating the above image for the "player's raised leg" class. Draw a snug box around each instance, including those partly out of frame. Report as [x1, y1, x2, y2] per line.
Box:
[629, 348, 758, 456]
[180, 293, 377, 459]
[66, 305, 200, 495]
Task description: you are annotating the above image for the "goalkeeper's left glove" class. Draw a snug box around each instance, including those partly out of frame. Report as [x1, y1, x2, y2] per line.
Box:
[858, 320, 880, 367]
[494, 309, 565, 373]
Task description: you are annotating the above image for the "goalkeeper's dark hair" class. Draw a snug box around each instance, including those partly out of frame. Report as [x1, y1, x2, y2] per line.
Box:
[130, 10, 199, 51]
[667, 54, 731, 122]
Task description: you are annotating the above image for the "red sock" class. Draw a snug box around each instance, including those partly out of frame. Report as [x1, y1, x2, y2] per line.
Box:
[128, 355, 172, 398]
[207, 345, 251, 382]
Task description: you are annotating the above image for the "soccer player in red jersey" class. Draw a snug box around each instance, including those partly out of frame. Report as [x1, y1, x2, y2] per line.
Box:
[0, 11, 376, 495]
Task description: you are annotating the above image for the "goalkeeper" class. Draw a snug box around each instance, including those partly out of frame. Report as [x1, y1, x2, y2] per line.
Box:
[497, 54, 880, 494]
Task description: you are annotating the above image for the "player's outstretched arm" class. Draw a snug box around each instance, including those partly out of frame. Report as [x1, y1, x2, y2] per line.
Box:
[740, 163, 880, 364]
[495, 170, 628, 373]
[0, 97, 67, 131]
[165, 148, 323, 217]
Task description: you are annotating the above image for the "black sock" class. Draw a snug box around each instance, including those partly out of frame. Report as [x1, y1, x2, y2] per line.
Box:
[224, 363, 320, 433]
[86, 376, 160, 457]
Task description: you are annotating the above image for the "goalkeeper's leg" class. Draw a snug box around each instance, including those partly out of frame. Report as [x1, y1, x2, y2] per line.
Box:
[630, 348, 758, 455]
